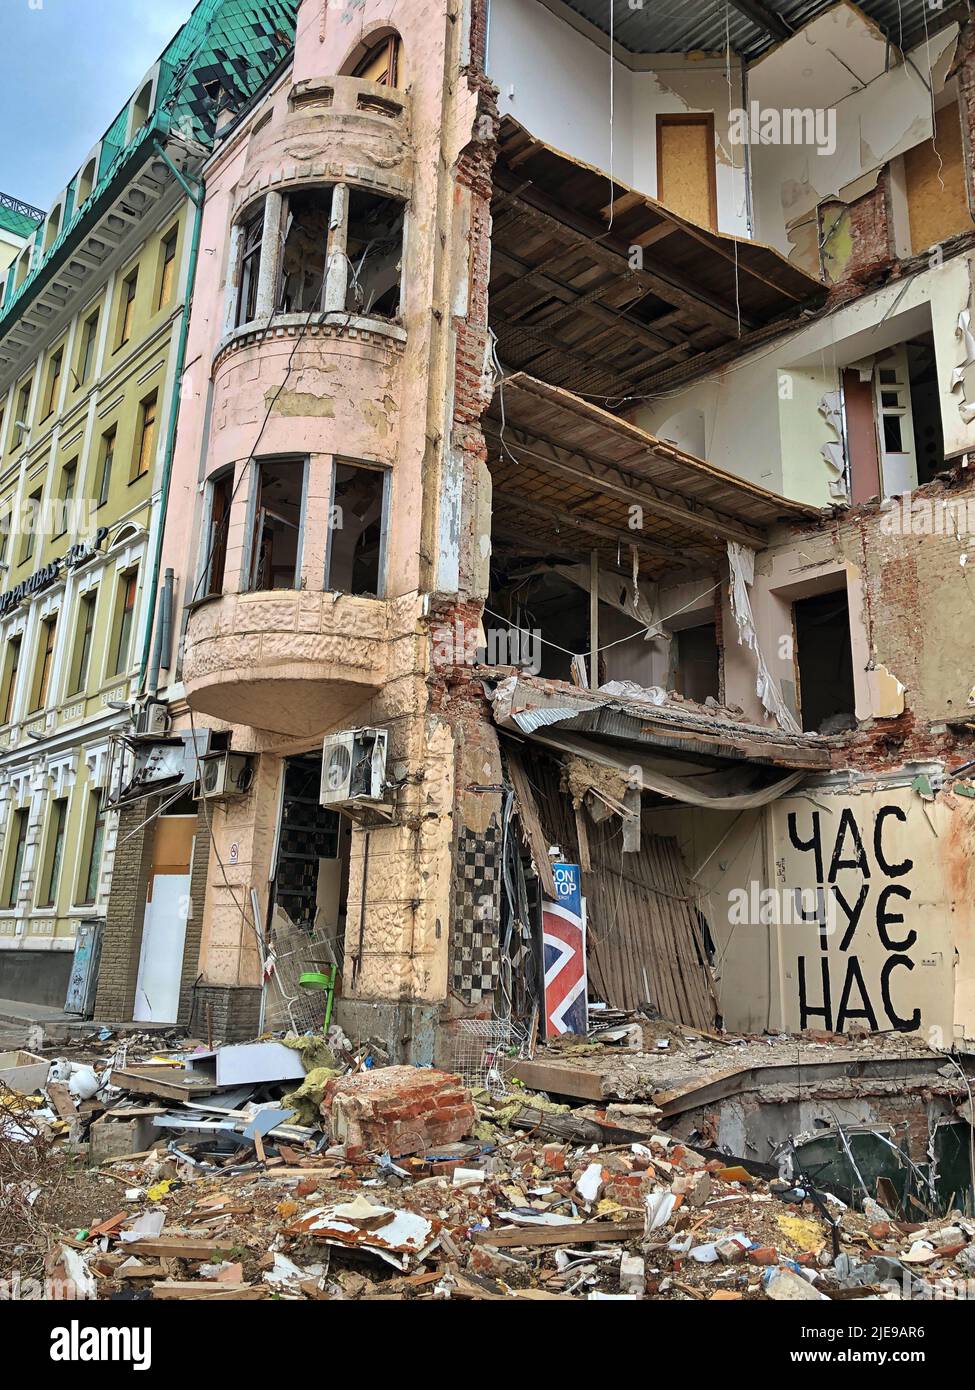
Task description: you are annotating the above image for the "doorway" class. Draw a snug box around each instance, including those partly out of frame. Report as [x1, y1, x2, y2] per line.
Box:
[133, 793, 197, 1023]
[793, 588, 856, 733]
[271, 754, 351, 962]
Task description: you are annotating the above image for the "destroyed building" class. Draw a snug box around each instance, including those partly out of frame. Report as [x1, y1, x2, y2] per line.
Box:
[81, 0, 975, 1078]
[5, 0, 975, 1319]
[0, 1, 298, 1010]
[0, 0, 964, 1119]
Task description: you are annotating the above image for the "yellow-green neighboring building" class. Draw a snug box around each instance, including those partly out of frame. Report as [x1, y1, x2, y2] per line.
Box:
[0, 0, 297, 1008]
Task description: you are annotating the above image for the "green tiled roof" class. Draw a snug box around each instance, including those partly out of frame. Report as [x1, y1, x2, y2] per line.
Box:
[1, 0, 297, 330]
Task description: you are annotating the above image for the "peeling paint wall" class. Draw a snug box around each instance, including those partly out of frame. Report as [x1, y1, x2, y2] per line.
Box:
[151, 0, 501, 1041]
[486, 0, 749, 234]
[636, 253, 975, 501]
[748, 9, 958, 271]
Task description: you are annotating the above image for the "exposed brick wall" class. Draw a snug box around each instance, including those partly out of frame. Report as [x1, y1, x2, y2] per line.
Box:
[188, 981, 261, 1043]
[93, 797, 156, 1020]
[176, 808, 211, 1026]
[783, 470, 975, 771]
[822, 172, 894, 299]
[955, 20, 975, 221]
[432, 3, 508, 1024]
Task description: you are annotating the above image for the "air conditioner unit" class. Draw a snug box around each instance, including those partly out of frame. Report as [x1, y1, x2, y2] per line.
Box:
[197, 751, 254, 800]
[135, 701, 171, 738]
[320, 727, 388, 807]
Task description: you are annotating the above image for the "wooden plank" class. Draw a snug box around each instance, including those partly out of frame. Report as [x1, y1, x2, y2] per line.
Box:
[123, 1236, 234, 1260]
[505, 746, 557, 897]
[151, 1282, 267, 1300]
[46, 1081, 78, 1120]
[474, 1219, 644, 1249]
[508, 1058, 605, 1102]
[117, 1263, 167, 1279]
[110, 1068, 218, 1102]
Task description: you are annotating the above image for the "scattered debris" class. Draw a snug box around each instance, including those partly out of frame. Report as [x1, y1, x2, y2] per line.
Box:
[2, 1016, 974, 1301]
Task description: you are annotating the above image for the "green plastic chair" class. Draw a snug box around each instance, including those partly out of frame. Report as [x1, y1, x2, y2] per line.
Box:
[299, 965, 337, 1032]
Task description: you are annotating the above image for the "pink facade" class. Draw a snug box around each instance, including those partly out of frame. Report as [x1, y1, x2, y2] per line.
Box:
[156, 0, 498, 1045]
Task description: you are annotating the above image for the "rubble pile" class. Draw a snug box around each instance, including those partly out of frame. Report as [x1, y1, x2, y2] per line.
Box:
[1, 1019, 974, 1301]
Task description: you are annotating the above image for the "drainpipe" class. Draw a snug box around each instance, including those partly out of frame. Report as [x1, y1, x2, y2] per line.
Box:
[138, 138, 204, 694]
[148, 567, 174, 697]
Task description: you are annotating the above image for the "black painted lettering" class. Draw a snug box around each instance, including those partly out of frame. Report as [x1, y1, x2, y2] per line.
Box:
[874, 805, 913, 878]
[788, 810, 823, 882]
[798, 954, 832, 1030]
[835, 956, 879, 1032]
[881, 954, 921, 1032]
[833, 882, 869, 952]
[876, 883, 916, 951]
[828, 808, 870, 881]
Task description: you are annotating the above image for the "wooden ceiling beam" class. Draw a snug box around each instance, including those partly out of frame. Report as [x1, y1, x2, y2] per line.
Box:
[485, 419, 767, 548]
[493, 167, 756, 334]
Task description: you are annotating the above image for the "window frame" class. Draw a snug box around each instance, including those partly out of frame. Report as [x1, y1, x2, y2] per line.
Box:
[130, 392, 157, 484]
[201, 468, 234, 600]
[70, 589, 98, 696]
[0, 635, 22, 724]
[324, 457, 391, 598]
[36, 796, 68, 909]
[244, 456, 308, 594]
[351, 33, 401, 87]
[42, 345, 64, 420]
[117, 268, 139, 350]
[3, 807, 29, 910]
[157, 226, 178, 311]
[111, 569, 139, 677]
[19, 487, 41, 566]
[97, 425, 116, 508]
[77, 788, 106, 907]
[235, 211, 264, 328]
[78, 308, 100, 386]
[31, 613, 59, 713]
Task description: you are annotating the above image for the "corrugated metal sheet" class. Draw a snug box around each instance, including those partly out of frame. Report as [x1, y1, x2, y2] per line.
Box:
[558, 0, 941, 59]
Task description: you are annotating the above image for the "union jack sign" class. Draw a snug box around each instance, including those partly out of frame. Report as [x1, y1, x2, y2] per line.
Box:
[543, 863, 588, 1038]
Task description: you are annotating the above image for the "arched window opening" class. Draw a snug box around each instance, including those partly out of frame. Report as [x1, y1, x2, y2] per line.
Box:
[132, 81, 153, 133]
[44, 206, 62, 254]
[351, 33, 401, 88]
[77, 158, 97, 206]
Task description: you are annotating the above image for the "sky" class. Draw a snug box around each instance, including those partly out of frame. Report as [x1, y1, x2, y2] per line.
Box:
[0, 0, 198, 211]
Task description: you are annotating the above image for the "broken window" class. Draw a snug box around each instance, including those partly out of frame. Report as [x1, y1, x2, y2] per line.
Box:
[793, 588, 856, 734]
[236, 209, 263, 326]
[278, 186, 404, 319]
[272, 754, 349, 937]
[247, 458, 304, 592]
[326, 461, 388, 597]
[202, 469, 233, 598]
[344, 189, 404, 318]
[278, 188, 331, 314]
